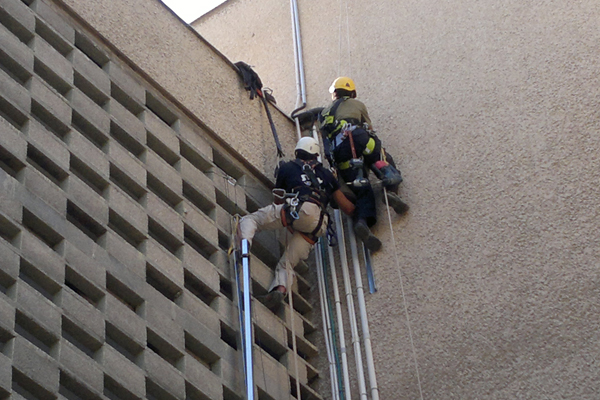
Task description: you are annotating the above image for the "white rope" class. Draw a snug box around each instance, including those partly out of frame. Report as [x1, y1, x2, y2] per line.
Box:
[344, 0, 352, 77]
[383, 188, 425, 400]
[337, 0, 343, 76]
[286, 240, 302, 400]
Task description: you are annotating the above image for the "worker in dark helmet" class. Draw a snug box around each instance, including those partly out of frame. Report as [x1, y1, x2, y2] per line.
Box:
[239, 137, 355, 310]
[319, 76, 408, 252]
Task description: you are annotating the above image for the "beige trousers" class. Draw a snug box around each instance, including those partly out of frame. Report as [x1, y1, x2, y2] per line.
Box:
[239, 201, 328, 292]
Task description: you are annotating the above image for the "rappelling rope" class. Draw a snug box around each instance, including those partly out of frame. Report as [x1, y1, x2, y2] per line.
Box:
[382, 188, 425, 400]
[337, 0, 353, 77]
[285, 232, 303, 400]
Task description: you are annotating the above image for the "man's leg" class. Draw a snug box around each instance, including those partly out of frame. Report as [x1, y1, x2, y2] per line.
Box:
[239, 204, 284, 244]
[375, 151, 409, 215]
[265, 231, 314, 309]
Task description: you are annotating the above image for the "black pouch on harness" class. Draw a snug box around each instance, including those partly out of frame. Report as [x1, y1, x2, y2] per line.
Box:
[326, 215, 337, 247]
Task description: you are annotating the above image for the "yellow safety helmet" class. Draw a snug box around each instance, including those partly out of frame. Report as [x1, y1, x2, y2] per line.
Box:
[329, 77, 356, 93]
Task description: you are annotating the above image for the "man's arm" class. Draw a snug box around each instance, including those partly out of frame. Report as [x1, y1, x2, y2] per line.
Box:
[332, 189, 355, 216]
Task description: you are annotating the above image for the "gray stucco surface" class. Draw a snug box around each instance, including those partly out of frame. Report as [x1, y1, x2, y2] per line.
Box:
[196, 1, 600, 398]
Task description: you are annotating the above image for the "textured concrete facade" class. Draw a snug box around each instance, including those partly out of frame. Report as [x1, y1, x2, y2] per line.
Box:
[195, 1, 600, 399]
[0, 0, 320, 399]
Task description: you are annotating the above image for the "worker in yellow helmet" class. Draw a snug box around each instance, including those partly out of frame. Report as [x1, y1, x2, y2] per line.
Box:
[319, 77, 408, 252]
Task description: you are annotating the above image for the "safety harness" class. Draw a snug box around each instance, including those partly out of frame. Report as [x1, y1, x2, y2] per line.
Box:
[279, 159, 335, 245]
[320, 97, 377, 171]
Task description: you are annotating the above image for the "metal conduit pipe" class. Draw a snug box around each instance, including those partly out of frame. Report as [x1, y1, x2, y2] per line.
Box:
[328, 236, 352, 400]
[347, 221, 380, 400]
[240, 239, 255, 400]
[315, 244, 341, 400]
[320, 241, 346, 400]
[334, 211, 368, 400]
[314, 123, 350, 400]
[290, 0, 306, 138]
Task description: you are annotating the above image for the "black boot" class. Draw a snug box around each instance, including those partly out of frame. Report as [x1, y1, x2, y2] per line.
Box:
[385, 192, 409, 215]
[354, 219, 382, 252]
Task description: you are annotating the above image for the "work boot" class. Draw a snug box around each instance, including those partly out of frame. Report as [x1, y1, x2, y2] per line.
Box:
[353, 219, 382, 252]
[385, 192, 409, 215]
[264, 286, 286, 310]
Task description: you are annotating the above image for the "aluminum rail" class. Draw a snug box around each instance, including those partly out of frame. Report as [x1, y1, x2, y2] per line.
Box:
[334, 211, 368, 400]
[347, 221, 380, 400]
[240, 239, 255, 400]
[328, 233, 352, 400]
[316, 242, 341, 400]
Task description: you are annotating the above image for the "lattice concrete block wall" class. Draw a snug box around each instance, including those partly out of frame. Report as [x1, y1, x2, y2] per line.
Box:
[0, 0, 322, 399]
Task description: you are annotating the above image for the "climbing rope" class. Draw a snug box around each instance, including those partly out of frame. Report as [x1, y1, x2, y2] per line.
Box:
[382, 188, 425, 400]
[337, 0, 353, 77]
[285, 233, 303, 400]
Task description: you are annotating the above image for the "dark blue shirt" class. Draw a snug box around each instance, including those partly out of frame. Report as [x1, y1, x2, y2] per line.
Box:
[276, 159, 340, 207]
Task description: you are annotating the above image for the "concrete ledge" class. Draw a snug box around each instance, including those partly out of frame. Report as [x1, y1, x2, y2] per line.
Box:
[32, 0, 75, 43]
[106, 61, 145, 103]
[13, 337, 59, 396]
[66, 129, 110, 179]
[71, 47, 110, 96]
[107, 98, 145, 142]
[0, 239, 18, 289]
[104, 294, 146, 348]
[145, 350, 185, 400]
[146, 192, 183, 241]
[58, 339, 104, 392]
[103, 230, 145, 274]
[0, 66, 30, 113]
[16, 282, 61, 338]
[20, 229, 65, 286]
[100, 345, 145, 398]
[107, 142, 147, 190]
[105, 186, 147, 234]
[0, 22, 34, 76]
[30, 36, 73, 90]
[57, 289, 104, 342]
[0, 0, 35, 42]
[183, 355, 223, 400]
[0, 352, 11, 397]
[69, 87, 109, 132]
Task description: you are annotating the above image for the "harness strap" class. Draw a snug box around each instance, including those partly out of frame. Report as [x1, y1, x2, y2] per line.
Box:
[321, 97, 347, 138]
[281, 202, 325, 245]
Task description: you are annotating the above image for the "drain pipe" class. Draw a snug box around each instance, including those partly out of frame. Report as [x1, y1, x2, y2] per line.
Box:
[240, 239, 255, 400]
[316, 242, 341, 400]
[290, 0, 306, 138]
[334, 211, 368, 400]
[328, 231, 352, 400]
[347, 221, 380, 400]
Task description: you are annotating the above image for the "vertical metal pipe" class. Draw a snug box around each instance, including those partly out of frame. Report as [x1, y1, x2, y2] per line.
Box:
[316, 243, 341, 400]
[240, 239, 255, 400]
[347, 221, 379, 400]
[328, 232, 352, 400]
[290, 0, 307, 119]
[334, 211, 368, 400]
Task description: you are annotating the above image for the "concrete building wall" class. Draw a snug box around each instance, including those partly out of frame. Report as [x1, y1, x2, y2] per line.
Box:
[0, 0, 320, 399]
[195, 1, 600, 399]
